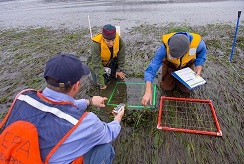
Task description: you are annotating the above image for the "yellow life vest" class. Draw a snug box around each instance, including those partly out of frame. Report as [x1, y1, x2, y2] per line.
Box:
[92, 33, 120, 66]
[162, 32, 201, 68]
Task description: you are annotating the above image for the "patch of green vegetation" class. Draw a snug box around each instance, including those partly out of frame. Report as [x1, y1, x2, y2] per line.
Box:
[31, 27, 48, 34]
[0, 111, 7, 119]
[0, 94, 9, 104]
[0, 24, 244, 164]
[65, 33, 78, 40]
[205, 39, 222, 49]
[113, 18, 126, 21]
[121, 108, 157, 128]
[27, 77, 43, 89]
[13, 53, 32, 62]
[207, 54, 216, 61]
[237, 36, 244, 49]
[167, 26, 193, 33]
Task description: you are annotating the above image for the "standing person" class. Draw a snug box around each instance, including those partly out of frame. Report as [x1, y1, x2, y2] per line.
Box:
[0, 53, 125, 164]
[89, 24, 126, 90]
[141, 32, 207, 106]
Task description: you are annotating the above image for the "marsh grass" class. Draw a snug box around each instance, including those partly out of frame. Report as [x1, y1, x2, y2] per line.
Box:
[0, 24, 244, 163]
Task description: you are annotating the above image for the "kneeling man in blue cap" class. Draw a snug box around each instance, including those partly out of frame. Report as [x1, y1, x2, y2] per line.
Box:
[0, 53, 125, 164]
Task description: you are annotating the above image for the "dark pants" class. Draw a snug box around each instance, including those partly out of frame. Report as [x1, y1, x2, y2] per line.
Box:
[103, 58, 118, 84]
[90, 58, 119, 86]
[106, 57, 118, 78]
[84, 143, 115, 164]
[160, 59, 195, 93]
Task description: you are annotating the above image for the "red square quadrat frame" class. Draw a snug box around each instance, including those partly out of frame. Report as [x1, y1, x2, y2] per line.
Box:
[157, 96, 222, 136]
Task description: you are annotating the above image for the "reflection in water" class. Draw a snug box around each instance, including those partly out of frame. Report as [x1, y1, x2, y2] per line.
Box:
[108, 82, 127, 105]
[103, 78, 158, 110]
[107, 82, 127, 106]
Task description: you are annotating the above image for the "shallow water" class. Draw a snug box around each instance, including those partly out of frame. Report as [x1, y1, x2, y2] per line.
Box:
[0, 0, 243, 29]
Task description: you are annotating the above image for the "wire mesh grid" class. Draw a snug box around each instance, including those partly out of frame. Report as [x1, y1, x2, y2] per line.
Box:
[107, 82, 157, 108]
[157, 96, 222, 136]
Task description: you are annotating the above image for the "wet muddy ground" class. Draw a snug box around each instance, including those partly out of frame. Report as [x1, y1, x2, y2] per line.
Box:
[0, 0, 244, 163]
[1, 23, 243, 163]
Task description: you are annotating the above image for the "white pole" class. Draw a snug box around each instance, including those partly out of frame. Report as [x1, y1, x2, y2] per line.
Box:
[115, 26, 121, 36]
[88, 15, 93, 39]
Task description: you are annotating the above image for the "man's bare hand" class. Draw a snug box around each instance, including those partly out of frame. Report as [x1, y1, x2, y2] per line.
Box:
[195, 65, 203, 76]
[141, 81, 152, 106]
[141, 92, 152, 106]
[116, 71, 125, 79]
[112, 106, 125, 123]
[91, 96, 108, 107]
[100, 85, 107, 90]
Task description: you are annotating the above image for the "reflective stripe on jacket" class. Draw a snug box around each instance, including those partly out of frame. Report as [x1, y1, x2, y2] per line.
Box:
[92, 33, 120, 66]
[0, 89, 87, 163]
[162, 32, 201, 68]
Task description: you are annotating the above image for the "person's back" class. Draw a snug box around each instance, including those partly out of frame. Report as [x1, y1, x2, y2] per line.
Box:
[0, 53, 125, 164]
[0, 118, 43, 163]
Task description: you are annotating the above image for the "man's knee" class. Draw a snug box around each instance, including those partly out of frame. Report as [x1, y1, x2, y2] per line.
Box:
[160, 81, 175, 91]
[96, 144, 115, 164]
[102, 143, 115, 154]
[178, 86, 191, 93]
[84, 143, 115, 164]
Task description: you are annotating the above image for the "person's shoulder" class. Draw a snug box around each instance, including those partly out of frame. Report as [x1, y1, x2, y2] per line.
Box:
[92, 40, 100, 45]
[118, 35, 123, 40]
[80, 112, 98, 123]
[82, 112, 104, 126]
[119, 36, 125, 43]
[189, 32, 202, 37]
[85, 112, 99, 120]
[92, 41, 101, 49]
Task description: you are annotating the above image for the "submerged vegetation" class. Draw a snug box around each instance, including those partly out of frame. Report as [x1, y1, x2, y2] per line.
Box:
[0, 24, 244, 163]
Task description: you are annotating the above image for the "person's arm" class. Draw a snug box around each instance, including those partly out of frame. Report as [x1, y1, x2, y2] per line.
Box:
[116, 37, 126, 79]
[144, 44, 167, 83]
[116, 37, 126, 72]
[141, 81, 152, 106]
[91, 42, 106, 87]
[142, 44, 166, 106]
[113, 106, 125, 123]
[82, 113, 122, 144]
[194, 40, 207, 76]
[85, 96, 108, 108]
[75, 96, 108, 110]
[49, 112, 123, 163]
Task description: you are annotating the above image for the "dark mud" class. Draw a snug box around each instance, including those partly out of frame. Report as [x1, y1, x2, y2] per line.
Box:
[0, 23, 244, 163]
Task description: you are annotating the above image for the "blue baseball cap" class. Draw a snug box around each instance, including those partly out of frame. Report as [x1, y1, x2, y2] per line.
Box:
[44, 53, 90, 87]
